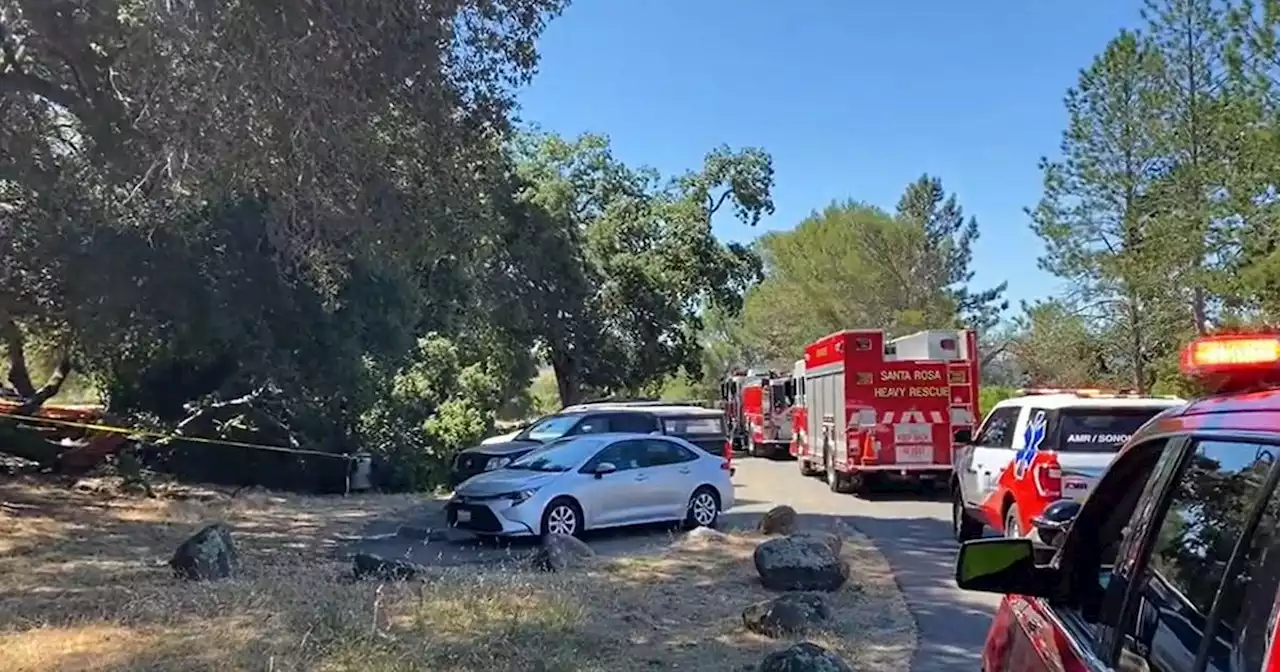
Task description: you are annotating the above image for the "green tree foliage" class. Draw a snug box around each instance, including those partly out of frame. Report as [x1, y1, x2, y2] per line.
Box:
[1030, 31, 1185, 393]
[508, 131, 774, 405]
[734, 180, 1005, 373]
[0, 0, 565, 488]
[895, 175, 1008, 333]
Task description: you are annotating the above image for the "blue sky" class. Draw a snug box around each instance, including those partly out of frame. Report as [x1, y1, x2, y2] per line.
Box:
[517, 1, 1142, 310]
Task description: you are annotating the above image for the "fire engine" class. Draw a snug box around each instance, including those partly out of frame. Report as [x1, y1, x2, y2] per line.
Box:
[790, 328, 981, 494]
[720, 369, 796, 458]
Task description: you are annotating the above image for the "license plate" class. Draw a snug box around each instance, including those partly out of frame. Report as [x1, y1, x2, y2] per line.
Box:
[456, 508, 472, 523]
[896, 444, 934, 464]
[894, 422, 932, 445]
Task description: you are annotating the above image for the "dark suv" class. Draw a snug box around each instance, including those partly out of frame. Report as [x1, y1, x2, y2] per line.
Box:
[451, 405, 728, 487]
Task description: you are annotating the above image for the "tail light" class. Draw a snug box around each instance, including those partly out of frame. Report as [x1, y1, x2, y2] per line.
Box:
[1033, 464, 1062, 498]
[722, 441, 733, 469]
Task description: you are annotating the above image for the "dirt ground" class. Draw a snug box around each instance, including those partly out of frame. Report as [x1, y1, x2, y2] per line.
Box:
[0, 476, 916, 672]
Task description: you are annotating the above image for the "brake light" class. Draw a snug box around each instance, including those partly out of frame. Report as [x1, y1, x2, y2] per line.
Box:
[1180, 334, 1280, 391]
[722, 441, 733, 468]
[1033, 465, 1062, 498]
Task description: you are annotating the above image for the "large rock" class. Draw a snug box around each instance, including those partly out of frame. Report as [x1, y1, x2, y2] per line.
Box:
[759, 642, 854, 672]
[170, 523, 239, 580]
[352, 552, 427, 581]
[753, 535, 849, 592]
[742, 592, 831, 637]
[757, 505, 799, 535]
[531, 533, 596, 572]
[791, 530, 842, 555]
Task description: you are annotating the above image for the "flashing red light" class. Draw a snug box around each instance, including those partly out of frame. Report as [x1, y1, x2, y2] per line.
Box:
[1180, 334, 1280, 390]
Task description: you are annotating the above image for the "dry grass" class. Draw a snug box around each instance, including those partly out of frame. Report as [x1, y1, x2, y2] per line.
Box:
[0, 477, 915, 672]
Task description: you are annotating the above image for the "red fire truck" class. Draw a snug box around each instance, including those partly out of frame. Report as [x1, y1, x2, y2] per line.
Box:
[791, 328, 981, 495]
[720, 369, 796, 458]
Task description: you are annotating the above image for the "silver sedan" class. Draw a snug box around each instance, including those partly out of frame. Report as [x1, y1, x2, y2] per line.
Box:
[446, 432, 734, 537]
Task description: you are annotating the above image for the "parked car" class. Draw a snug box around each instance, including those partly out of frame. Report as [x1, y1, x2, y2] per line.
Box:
[955, 332, 1280, 671]
[451, 405, 731, 487]
[476, 400, 672, 446]
[446, 432, 734, 537]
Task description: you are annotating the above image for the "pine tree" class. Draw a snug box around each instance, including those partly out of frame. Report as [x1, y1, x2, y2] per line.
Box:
[894, 175, 1008, 333]
[1030, 31, 1177, 392]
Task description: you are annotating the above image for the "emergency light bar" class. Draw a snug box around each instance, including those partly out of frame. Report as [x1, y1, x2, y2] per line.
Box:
[1180, 334, 1280, 391]
[1016, 388, 1137, 398]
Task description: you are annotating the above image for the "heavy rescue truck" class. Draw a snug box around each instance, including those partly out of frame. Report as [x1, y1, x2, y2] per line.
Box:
[791, 329, 981, 494]
[720, 369, 797, 458]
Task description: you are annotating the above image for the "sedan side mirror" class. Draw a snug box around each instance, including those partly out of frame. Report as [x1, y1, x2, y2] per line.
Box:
[953, 428, 973, 445]
[593, 462, 617, 479]
[955, 538, 1057, 597]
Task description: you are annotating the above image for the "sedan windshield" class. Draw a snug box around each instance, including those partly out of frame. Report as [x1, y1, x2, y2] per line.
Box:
[507, 436, 606, 472]
[517, 415, 581, 443]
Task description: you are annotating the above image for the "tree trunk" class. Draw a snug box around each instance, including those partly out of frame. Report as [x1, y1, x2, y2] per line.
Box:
[1127, 296, 1147, 395]
[549, 347, 583, 408]
[1, 315, 74, 414]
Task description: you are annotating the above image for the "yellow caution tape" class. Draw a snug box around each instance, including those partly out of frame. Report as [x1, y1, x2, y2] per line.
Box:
[0, 411, 351, 458]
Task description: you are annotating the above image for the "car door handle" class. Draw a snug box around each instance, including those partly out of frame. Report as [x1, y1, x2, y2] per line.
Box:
[678, 467, 691, 474]
[634, 474, 648, 481]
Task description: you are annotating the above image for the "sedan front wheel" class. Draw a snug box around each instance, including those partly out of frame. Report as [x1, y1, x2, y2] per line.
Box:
[541, 498, 583, 537]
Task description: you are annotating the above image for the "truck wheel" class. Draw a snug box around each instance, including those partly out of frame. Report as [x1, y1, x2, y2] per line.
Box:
[798, 457, 817, 477]
[952, 489, 983, 542]
[824, 448, 852, 493]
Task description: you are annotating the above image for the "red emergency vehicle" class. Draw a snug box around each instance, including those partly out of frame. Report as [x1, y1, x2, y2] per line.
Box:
[957, 332, 1280, 672]
[721, 369, 795, 458]
[790, 328, 980, 494]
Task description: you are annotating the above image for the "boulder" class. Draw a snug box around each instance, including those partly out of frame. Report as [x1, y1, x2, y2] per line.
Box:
[753, 535, 849, 592]
[352, 552, 427, 581]
[170, 523, 239, 580]
[791, 530, 842, 555]
[531, 533, 596, 572]
[759, 642, 854, 672]
[757, 505, 798, 535]
[742, 592, 831, 637]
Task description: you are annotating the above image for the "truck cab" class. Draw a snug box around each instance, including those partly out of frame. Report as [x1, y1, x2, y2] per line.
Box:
[951, 389, 1183, 542]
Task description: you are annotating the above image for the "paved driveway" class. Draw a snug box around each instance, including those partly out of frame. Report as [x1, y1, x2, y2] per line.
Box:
[345, 456, 1000, 671]
[729, 458, 1001, 671]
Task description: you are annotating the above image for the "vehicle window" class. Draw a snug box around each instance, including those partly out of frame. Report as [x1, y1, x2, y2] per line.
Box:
[1055, 407, 1169, 454]
[580, 440, 645, 472]
[662, 416, 724, 436]
[642, 439, 697, 466]
[1060, 438, 1185, 655]
[1231, 455, 1280, 672]
[974, 407, 1018, 448]
[521, 415, 581, 443]
[1116, 440, 1277, 671]
[606, 413, 657, 434]
[573, 415, 612, 434]
[507, 436, 610, 472]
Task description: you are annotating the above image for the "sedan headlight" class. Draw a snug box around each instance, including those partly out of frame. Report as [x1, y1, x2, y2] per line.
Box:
[485, 456, 511, 471]
[505, 488, 539, 505]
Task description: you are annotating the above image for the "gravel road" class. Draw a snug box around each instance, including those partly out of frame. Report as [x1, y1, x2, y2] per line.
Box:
[348, 455, 1000, 671]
